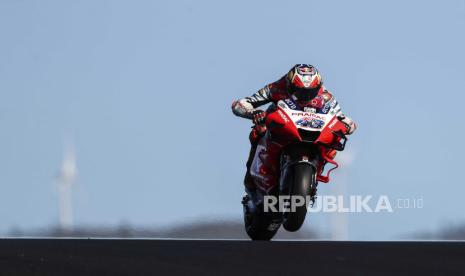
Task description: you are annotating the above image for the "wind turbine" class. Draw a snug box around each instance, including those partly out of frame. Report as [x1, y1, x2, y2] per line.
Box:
[56, 141, 77, 232]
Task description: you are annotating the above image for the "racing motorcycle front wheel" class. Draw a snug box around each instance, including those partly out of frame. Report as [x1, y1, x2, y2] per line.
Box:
[282, 162, 315, 232]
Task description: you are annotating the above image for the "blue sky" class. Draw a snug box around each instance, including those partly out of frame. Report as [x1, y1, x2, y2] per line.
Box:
[1, 0, 464, 239]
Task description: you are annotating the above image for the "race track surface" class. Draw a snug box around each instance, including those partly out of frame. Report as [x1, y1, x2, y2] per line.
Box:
[0, 239, 464, 275]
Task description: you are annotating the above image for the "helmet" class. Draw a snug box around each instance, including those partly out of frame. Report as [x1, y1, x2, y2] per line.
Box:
[287, 64, 323, 104]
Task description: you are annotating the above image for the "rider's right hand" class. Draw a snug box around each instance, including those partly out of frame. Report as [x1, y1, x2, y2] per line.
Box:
[252, 110, 267, 125]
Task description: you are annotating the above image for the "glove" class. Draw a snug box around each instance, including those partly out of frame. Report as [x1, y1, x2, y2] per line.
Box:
[337, 115, 356, 135]
[252, 110, 267, 125]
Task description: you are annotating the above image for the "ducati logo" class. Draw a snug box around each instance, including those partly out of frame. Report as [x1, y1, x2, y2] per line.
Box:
[328, 118, 338, 128]
[277, 110, 289, 123]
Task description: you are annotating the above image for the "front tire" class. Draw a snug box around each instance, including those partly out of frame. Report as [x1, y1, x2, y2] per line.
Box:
[282, 162, 315, 232]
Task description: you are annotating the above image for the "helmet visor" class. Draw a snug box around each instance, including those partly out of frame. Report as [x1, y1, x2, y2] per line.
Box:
[292, 86, 320, 103]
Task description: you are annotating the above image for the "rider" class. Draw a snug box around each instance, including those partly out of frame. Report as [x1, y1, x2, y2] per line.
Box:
[232, 64, 356, 193]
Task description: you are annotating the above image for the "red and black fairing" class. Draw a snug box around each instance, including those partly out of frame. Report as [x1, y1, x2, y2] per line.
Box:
[253, 103, 348, 192]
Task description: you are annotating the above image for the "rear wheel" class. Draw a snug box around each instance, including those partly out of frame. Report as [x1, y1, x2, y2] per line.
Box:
[282, 163, 315, 232]
[243, 196, 280, 240]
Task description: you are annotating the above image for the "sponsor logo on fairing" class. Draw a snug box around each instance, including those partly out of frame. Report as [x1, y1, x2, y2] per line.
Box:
[321, 99, 338, 114]
[284, 99, 297, 110]
[330, 100, 337, 108]
[321, 105, 330, 114]
[328, 118, 338, 129]
[291, 113, 325, 120]
[277, 110, 289, 123]
[278, 102, 287, 109]
[303, 107, 317, 113]
[296, 118, 325, 129]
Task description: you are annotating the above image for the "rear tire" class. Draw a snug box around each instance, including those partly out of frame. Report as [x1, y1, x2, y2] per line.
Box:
[282, 163, 315, 232]
[243, 197, 280, 240]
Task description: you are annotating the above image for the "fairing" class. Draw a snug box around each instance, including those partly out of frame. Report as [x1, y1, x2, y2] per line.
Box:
[250, 97, 348, 192]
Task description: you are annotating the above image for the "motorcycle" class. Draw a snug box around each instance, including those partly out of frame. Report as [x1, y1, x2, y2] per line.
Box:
[242, 97, 349, 240]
